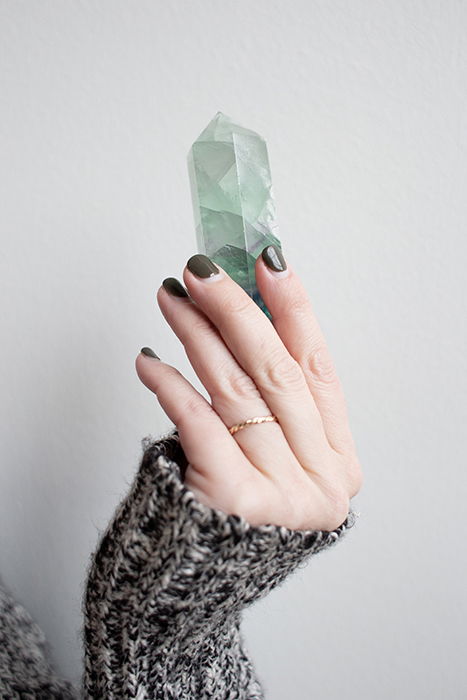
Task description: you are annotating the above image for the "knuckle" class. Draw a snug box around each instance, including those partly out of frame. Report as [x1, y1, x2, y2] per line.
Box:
[259, 352, 305, 393]
[177, 394, 212, 427]
[307, 345, 340, 387]
[220, 291, 253, 317]
[213, 367, 262, 402]
[182, 314, 216, 344]
[283, 293, 312, 320]
[160, 363, 184, 384]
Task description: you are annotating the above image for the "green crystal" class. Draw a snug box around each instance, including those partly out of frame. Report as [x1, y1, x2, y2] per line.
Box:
[187, 112, 281, 320]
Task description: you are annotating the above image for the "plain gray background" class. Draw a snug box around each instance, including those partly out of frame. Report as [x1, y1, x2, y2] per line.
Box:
[1, 1, 466, 698]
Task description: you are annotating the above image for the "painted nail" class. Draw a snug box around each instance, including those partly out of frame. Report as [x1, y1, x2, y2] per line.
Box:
[141, 347, 160, 359]
[187, 254, 220, 279]
[261, 244, 287, 273]
[162, 277, 189, 297]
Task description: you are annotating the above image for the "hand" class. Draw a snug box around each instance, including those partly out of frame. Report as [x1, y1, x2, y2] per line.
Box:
[135, 247, 363, 531]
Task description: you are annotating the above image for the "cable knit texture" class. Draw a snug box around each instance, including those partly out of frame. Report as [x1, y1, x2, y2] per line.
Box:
[0, 429, 359, 699]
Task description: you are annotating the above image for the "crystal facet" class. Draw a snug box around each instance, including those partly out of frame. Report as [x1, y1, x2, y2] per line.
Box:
[187, 112, 281, 319]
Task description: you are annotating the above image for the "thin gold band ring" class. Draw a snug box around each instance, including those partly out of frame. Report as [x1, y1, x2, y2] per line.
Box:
[228, 415, 279, 435]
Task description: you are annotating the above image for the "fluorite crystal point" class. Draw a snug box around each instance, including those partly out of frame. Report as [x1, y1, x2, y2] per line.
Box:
[187, 112, 281, 319]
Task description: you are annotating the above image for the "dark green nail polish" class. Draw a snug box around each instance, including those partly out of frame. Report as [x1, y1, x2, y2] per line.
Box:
[141, 347, 160, 359]
[162, 277, 189, 297]
[187, 254, 220, 279]
[261, 244, 287, 272]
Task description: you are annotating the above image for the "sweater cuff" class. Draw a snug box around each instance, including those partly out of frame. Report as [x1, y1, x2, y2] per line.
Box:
[83, 429, 359, 697]
[134, 430, 359, 628]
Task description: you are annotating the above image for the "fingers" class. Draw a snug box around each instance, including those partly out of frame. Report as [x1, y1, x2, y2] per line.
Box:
[137, 247, 359, 507]
[135, 350, 254, 489]
[254, 251, 357, 457]
[135, 350, 345, 530]
[182, 256, 332, 473]
[156, 282, 298, 481]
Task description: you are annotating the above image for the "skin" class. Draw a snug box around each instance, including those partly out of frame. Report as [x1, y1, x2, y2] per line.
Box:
[135, 252, 363, 532]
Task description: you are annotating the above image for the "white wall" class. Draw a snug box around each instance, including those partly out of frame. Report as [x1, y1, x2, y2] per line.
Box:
[1, 1, 466, 697]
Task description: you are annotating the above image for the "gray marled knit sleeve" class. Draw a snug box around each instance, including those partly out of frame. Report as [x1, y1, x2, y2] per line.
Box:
[83, 429, 358, 700]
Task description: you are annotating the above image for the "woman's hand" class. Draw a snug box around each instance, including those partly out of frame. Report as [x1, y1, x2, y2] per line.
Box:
[135, 246, 363, 531]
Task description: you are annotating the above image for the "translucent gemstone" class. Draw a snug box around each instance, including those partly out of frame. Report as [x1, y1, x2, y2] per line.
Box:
[187, 112, 281, 319]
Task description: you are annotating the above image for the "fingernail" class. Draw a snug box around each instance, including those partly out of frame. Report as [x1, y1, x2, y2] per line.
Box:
[141, 347, 160, 359]
[187, 254, 222, 281]
[162, 277, 189, 297]
[261, 244, 288, 276]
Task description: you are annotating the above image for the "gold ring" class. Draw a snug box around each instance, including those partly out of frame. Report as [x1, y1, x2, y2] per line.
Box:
[228, 415, 278, 435]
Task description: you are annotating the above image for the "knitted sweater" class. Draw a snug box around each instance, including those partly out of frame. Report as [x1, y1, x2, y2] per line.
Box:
[0, 429, 359, 699]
